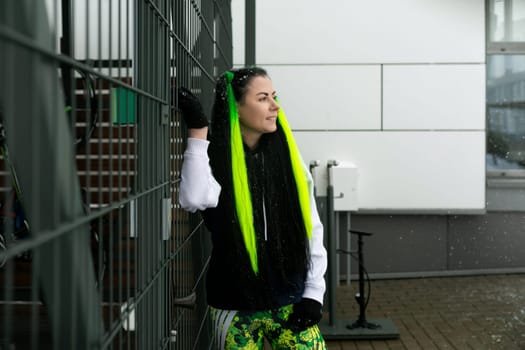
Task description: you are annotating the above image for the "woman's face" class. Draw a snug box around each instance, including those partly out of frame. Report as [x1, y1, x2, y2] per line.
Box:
[237, 75, 280, 148]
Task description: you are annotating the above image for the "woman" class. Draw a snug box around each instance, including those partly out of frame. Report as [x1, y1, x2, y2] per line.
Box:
[178, 67, 327, 349]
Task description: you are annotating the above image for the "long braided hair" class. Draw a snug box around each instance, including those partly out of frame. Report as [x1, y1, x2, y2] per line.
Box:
[206, 67, 312, 280]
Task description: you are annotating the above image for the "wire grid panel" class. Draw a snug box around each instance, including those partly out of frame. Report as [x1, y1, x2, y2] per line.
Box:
[170, 1, 233, 349]
[0, 0, 232, 349]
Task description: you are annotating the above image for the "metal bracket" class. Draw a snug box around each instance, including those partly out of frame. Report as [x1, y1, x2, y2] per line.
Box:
[309, 159, 320, 173]
[161, 104, 169, 125]
[327, 159, 339, 168]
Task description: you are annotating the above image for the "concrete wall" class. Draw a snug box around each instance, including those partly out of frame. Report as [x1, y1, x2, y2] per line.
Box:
[232, 0, 525, 276]
[348, 212, 525, 276]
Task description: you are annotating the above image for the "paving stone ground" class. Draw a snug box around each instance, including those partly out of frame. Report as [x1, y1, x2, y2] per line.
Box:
[325, 274, 525, 350]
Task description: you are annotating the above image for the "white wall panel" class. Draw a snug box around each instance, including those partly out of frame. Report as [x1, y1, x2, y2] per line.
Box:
[383, 64, 486, 130]
[296, 131, 485, 211]
[230, 0, 487, 212]
[232, 0, 245, 66]
[267, 65, 381, 130]
[254, 0, 484, 64]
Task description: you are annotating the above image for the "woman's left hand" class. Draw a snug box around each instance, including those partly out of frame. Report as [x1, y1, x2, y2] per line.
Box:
[286, 298, 323, 332]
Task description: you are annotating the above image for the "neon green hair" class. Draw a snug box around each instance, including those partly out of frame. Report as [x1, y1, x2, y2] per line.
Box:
[275, 101, 313, 241]
[224, 71, 312, 275]
[225, 71, 259, 274]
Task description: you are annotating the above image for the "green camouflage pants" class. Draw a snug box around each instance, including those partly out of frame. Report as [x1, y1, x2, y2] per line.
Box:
[210, 304, 326, 349]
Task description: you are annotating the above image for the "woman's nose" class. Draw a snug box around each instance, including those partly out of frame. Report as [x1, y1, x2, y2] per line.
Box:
[270, 99, 280, 111]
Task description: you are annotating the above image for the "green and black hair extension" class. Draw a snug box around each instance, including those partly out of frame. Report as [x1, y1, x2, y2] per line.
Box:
[224, 71, 312, 275]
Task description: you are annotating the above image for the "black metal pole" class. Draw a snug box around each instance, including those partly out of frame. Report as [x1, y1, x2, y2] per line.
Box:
[348, 229, 379, 330]
[245, 0, 256, 66]
[61, 0, 72, 107]
[356, 234, 366, 324]
[326, 184, 336, 326]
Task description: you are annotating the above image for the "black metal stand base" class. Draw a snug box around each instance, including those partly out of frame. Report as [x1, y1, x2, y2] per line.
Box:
[320, 228, 400, 340]
[347, 318, 381, 330]
[320, 318, 400, 340]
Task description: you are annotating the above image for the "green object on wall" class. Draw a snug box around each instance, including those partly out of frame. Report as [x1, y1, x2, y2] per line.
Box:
[111, 87, 136, 124]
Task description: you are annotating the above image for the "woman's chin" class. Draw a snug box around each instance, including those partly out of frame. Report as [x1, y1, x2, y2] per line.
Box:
[265, 122, 278, 133]
[265, 126, 278, 134]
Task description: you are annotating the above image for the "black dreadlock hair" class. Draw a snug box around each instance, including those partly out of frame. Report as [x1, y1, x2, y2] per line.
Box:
[203, 67, 310, 285]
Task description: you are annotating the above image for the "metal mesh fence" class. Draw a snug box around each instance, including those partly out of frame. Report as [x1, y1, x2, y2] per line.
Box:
[0, 0, 232, 349]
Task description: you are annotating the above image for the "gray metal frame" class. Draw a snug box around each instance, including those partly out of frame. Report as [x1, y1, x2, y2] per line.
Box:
[0, 1, 232, 349]
[485, 0, 525, 211]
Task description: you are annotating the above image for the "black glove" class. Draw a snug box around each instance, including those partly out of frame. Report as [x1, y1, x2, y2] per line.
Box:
[177, 87, 209, 129]
[286, 298, 323, 332]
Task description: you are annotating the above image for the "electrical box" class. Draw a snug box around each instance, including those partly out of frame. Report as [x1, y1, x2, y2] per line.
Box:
[329, 162, 358, 211]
